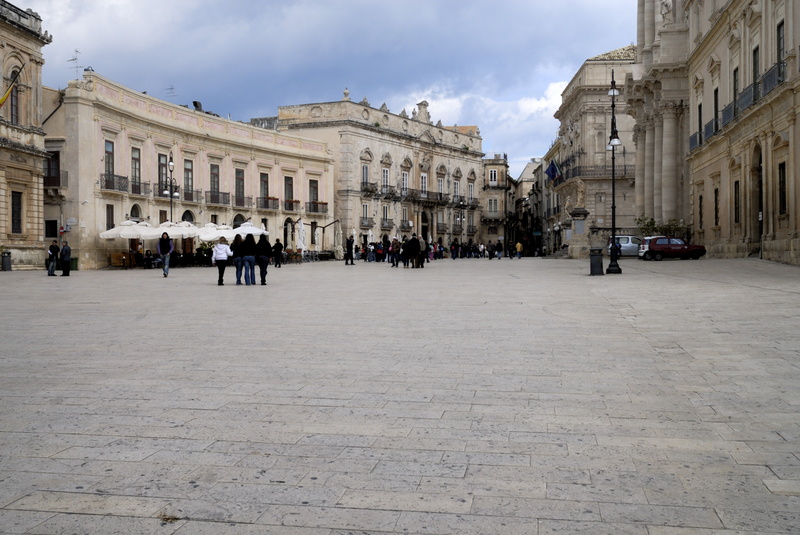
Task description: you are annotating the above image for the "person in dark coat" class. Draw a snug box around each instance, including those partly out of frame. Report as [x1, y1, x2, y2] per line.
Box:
[405, 234, 420, 268]
[46, 240, 59, 276]
[242, 234, 257, 286]
[345, 235, 355, 265]
[60, 241, 72, 276]
[156, 232, 174, 277]
[256, 234, 272, 285]
[230, 234, 245, 284]
[272, 238, 284, 268]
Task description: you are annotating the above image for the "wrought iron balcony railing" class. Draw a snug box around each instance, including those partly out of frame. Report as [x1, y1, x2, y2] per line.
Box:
[43, 170, 68, 188]
[306, 201, 329, 213]
[205, 191, 231, 206]
[257, 197, 280, 210]
[100, 173, 128, 192]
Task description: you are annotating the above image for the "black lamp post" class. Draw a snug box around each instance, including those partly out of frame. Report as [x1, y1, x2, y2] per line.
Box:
[162, 152, 179, 222]
[606, 70, 622, 274]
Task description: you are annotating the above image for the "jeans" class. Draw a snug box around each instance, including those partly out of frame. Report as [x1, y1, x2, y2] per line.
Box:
[161, 254, 170, 275]
[233, 257, 244, 284]
[216, 261, 227, 284]
[47, 258, 57, 275]
[243, 256, 256, 285]
[257, 255, 269, 283]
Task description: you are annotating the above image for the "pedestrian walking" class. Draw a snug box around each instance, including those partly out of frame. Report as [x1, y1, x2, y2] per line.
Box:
[60, 241, 71, 276]
[272, 238, 284, 268]
[211, 237, 233, 285]
[345, 235, 355, 265]
[231, 234, 244, 284]
[516, 241, 523, 259]
[256, 234, 272, 285]
[46, 240, 59, 276]
[156, 232, 174, 277]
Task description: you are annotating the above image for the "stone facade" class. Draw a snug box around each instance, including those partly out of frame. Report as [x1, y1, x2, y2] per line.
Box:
[551, 46, 638, 258]
[685, 0, 800, 264]
[0, 1, 51, 269]
[253, 94, 484, 251]
[42, 71, 334, 269]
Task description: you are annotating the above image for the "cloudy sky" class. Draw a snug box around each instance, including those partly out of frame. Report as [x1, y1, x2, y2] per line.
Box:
[26, 0, 636, 177]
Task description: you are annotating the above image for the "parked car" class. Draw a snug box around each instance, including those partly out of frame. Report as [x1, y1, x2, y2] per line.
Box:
[607, 235, 642, 257]
[638, 236, 706, 260]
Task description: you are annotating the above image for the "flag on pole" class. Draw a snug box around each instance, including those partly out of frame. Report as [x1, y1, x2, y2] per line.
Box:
[544, 160, 562, 182]
[0, 66, 24, 109]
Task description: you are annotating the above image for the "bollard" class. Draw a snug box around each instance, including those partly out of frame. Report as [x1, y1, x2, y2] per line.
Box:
[1, 250, 10, 272]
[589, 247, 604, 276]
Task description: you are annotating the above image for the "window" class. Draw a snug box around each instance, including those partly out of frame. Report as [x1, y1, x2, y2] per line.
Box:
[44, 151, 60, 182]
[777, 21, 785, 79]
[210, 164, 220, 193]
[382, 168, 389, 190]
[260, 173, 269, 197]
[402, 207, 408, 222]
[131, 148, 141, 192]
[698, 194, 704, 229]
[697, 104, 703, 144]
[158, 153, 168, 192]
[382, 205, 389, 220]
[420, 173, 428, 195]
[488, 198, 499, 214]
[714, 188, 720, 226]
[454, 181, 460, 199]
[11, 191, 22, 234]
[309, 179, 319, 202]
[778, 162, 787, 216]
[468, 182, 475, 202]
[362, 203, 368, 218]
[402, 171, 409, 193]
[733, 67, 739, 114]
[752, 46, 760, 99]
[106, 204, 114, 231]
[713, 88, 719, 132]
[8, 69, 20, 125]
[105, 141, 115, 176]
[362, 164, 369, 184]
[45, 219, 58, 238]
[284, 176, 293, 200]
[159, 210, 167, 224]
[437, 177, 443, 193]
[235, 169, 245, 206]
[734, 180, 740, 224]
[184, 160, 193, 193]
[489, 169, 498, 185]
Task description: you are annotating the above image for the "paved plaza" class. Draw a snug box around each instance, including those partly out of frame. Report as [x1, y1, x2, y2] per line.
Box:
[0, 256, 799, 534]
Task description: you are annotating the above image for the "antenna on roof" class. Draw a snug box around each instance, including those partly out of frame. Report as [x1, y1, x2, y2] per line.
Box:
[67, 49, 83, 79]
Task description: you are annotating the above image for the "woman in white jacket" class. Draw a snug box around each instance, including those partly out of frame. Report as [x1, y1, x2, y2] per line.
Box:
[211, 237, 233, 286]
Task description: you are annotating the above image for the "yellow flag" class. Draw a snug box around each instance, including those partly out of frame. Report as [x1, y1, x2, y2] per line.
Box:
[0, 67, 23, 108]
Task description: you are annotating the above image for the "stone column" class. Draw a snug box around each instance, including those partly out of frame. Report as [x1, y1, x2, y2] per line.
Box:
[653, 111, 664, 222]
[634, 125, 646, 217]
[644, 116, 656, 218]
[637, 0, 646, 62]
[644, 0, 655, 64]
[661, 103, 678, 221]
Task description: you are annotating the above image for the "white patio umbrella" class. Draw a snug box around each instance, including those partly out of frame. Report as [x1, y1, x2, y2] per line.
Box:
[141, 221, 199, 240]
[99, 220, 153, 240]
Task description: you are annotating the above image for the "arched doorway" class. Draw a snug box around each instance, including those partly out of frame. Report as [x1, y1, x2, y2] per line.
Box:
[129, 204, 142, 220]
[232, 214, 247, 228]
[181, 210, 194, 223]
[283, 217, 294, 249]
[420, 211, 429, 241]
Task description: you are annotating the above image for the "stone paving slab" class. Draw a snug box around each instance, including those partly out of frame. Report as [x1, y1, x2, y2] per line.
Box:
[0, 257, 799, 533]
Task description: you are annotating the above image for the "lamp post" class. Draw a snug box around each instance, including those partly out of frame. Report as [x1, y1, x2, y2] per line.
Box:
[162, 153, 179, 222]
[606, 70, 622, 274]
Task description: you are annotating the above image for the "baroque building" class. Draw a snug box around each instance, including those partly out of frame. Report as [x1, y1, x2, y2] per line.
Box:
[42, 71, 334, 269]
[550, 45, 638, 258]
[0, 1, 50, 268]
[626, 0, 692, 227]
[685, 0, 799, 263]
[253, 93, 484, 251]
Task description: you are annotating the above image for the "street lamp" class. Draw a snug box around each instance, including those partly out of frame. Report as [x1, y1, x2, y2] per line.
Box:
[162, 152, 179, 222]
[606, 70, 622, 274]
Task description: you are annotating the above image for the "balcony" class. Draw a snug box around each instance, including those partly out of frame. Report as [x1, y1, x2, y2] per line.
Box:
[284, 199, 301, 212]
[380, 185, 397, 199]
[257, 197, 280, 210]
[130, 181, 151, 196]
[721, 101, 737, 127]
[466, 225, 477, 235]
[399, 220, 413, 231]
[306, 201, 329, 214]
[100, 173, 129, 193]
[451, 195, 466, 207]
[361, 181, 378, 196]
[431, 192, 449, 205]
[703, 119, 718, 142]
[43, 170, 68, 188]
[761, 62, 785, 96]
[205, 191, 230, 206]
[468, 198, 480, 209]
[436, 223, 448, 233]
[233, 195, 253, 208]
[400, 188, 419, 201]
[182, 189, 202, 203]
[738, 83, 758, 113]
[380, 218, 394, 230]
[359, 217, 375, 228]
[452, 224, 464, 234]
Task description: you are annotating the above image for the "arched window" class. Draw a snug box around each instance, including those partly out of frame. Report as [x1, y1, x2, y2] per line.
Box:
[7, 69, 21, 125]
[232, 214, 246, 228]
[181, 210, 194, 222]
[130, 204, 141, 220]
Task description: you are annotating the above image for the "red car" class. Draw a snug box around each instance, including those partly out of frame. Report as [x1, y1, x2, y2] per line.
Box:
[639, 236, 706, 261]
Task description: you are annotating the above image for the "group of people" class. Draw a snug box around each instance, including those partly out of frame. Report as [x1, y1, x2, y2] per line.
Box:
[209, 234, 284, 286]
[343, 235, 527, 267]
[46, 240, 71, 276]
